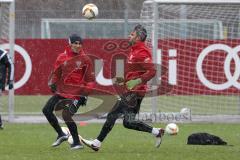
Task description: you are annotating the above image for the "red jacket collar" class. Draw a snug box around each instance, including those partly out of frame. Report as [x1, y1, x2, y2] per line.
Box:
[131, 41, 146, 50]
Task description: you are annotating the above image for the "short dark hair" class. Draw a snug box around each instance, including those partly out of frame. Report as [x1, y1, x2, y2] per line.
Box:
[134, 24, 147, 41]
[69, 34, 83, 44]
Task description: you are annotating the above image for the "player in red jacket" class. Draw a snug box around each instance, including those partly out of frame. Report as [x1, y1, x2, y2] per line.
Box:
[82, 24, 164, 151]
[42, 34, 95, 150]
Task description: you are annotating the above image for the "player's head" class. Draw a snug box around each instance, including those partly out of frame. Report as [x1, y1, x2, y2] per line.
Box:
[69, 34, 83, 53]
[129, 24, 147, 45]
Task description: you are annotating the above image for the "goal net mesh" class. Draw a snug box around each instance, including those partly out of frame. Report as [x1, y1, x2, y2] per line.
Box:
[0, 2, 10, 43]
[140, 1, 240, 115]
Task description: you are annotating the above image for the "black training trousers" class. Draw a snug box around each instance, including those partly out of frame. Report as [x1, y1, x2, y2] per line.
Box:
[97, 93, 153, 142]
[42, 94, 80, 144]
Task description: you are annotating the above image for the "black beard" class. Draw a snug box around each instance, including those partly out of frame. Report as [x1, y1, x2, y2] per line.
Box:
[128, 40, 135, 46]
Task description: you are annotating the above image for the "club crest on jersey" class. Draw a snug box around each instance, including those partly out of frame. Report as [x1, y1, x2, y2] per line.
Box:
[76, 61, 82, 68]
[63, 61, 67, 66]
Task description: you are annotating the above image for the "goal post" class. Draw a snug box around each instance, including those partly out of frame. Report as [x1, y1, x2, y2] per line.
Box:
[0, 0, 15, 122]
[141, 0, 240, 120]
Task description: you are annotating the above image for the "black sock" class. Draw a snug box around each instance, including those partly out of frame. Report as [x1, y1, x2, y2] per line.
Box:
[66, 122, 80, 145]
[0, 115, 2, 126]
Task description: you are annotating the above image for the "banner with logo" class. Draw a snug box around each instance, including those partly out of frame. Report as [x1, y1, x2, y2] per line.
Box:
[2, 39, 240, 95]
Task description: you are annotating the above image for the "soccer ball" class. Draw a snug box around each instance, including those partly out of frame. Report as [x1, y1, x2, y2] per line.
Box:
[180, 107, 191, 114]
[165, 123, 179, 135]
[82, 3, 98, 19]
[67, 135, 83, 145]
[61, 127, 71, 136]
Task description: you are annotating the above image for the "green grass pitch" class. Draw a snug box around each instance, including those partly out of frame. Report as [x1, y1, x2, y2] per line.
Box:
[1, 95, 240, 114]
[0, 123, 239, 160]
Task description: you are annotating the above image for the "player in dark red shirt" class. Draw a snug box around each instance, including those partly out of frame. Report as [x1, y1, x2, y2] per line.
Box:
[42, 34, 95, 150]
[82, 24, 164, 151]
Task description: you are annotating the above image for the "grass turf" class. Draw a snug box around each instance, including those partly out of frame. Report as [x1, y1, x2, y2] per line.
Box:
[1, 95, 240, 114]
[0, 123, 239, 160]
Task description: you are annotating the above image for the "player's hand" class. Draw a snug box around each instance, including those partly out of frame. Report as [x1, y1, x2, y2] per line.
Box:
[112, 77, 125, 85]
[49, 83, 57, 93]
[69, 99, 79, 114]
[8, 80, 13, 90]
[68, 97, 87, 114]
[126, 78, 142, 90]
[78, 96, 88, 106]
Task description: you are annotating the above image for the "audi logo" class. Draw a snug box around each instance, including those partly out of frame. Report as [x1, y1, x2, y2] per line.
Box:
[196, 44, 240, 90]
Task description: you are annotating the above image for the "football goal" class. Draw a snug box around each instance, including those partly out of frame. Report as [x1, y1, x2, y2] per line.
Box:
[140, 0, 240, 122]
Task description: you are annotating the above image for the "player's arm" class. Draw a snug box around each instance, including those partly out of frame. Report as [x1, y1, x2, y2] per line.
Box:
[48, 55, 64, 93]
[138, 60, 156, 83]
[126, 52, 156, 90]
[5, 54, 14, 90]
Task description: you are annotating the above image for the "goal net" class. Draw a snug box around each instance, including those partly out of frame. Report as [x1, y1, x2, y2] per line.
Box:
[41, 18, 144, 39]
[140, 0, 240, 119]
[0, 0, 15, 121]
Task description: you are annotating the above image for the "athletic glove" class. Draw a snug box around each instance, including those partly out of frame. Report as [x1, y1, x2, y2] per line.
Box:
[78, 96, 88, 106]
[126, 78, 142, 90]
[49, 83, 57, 93]
[8, 80, 13, 90]
[69, 96, 87, 114]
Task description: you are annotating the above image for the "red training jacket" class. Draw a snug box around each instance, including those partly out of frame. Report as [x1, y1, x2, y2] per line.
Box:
[50, 46, 95, 99]
[125, 41, 156, 94]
